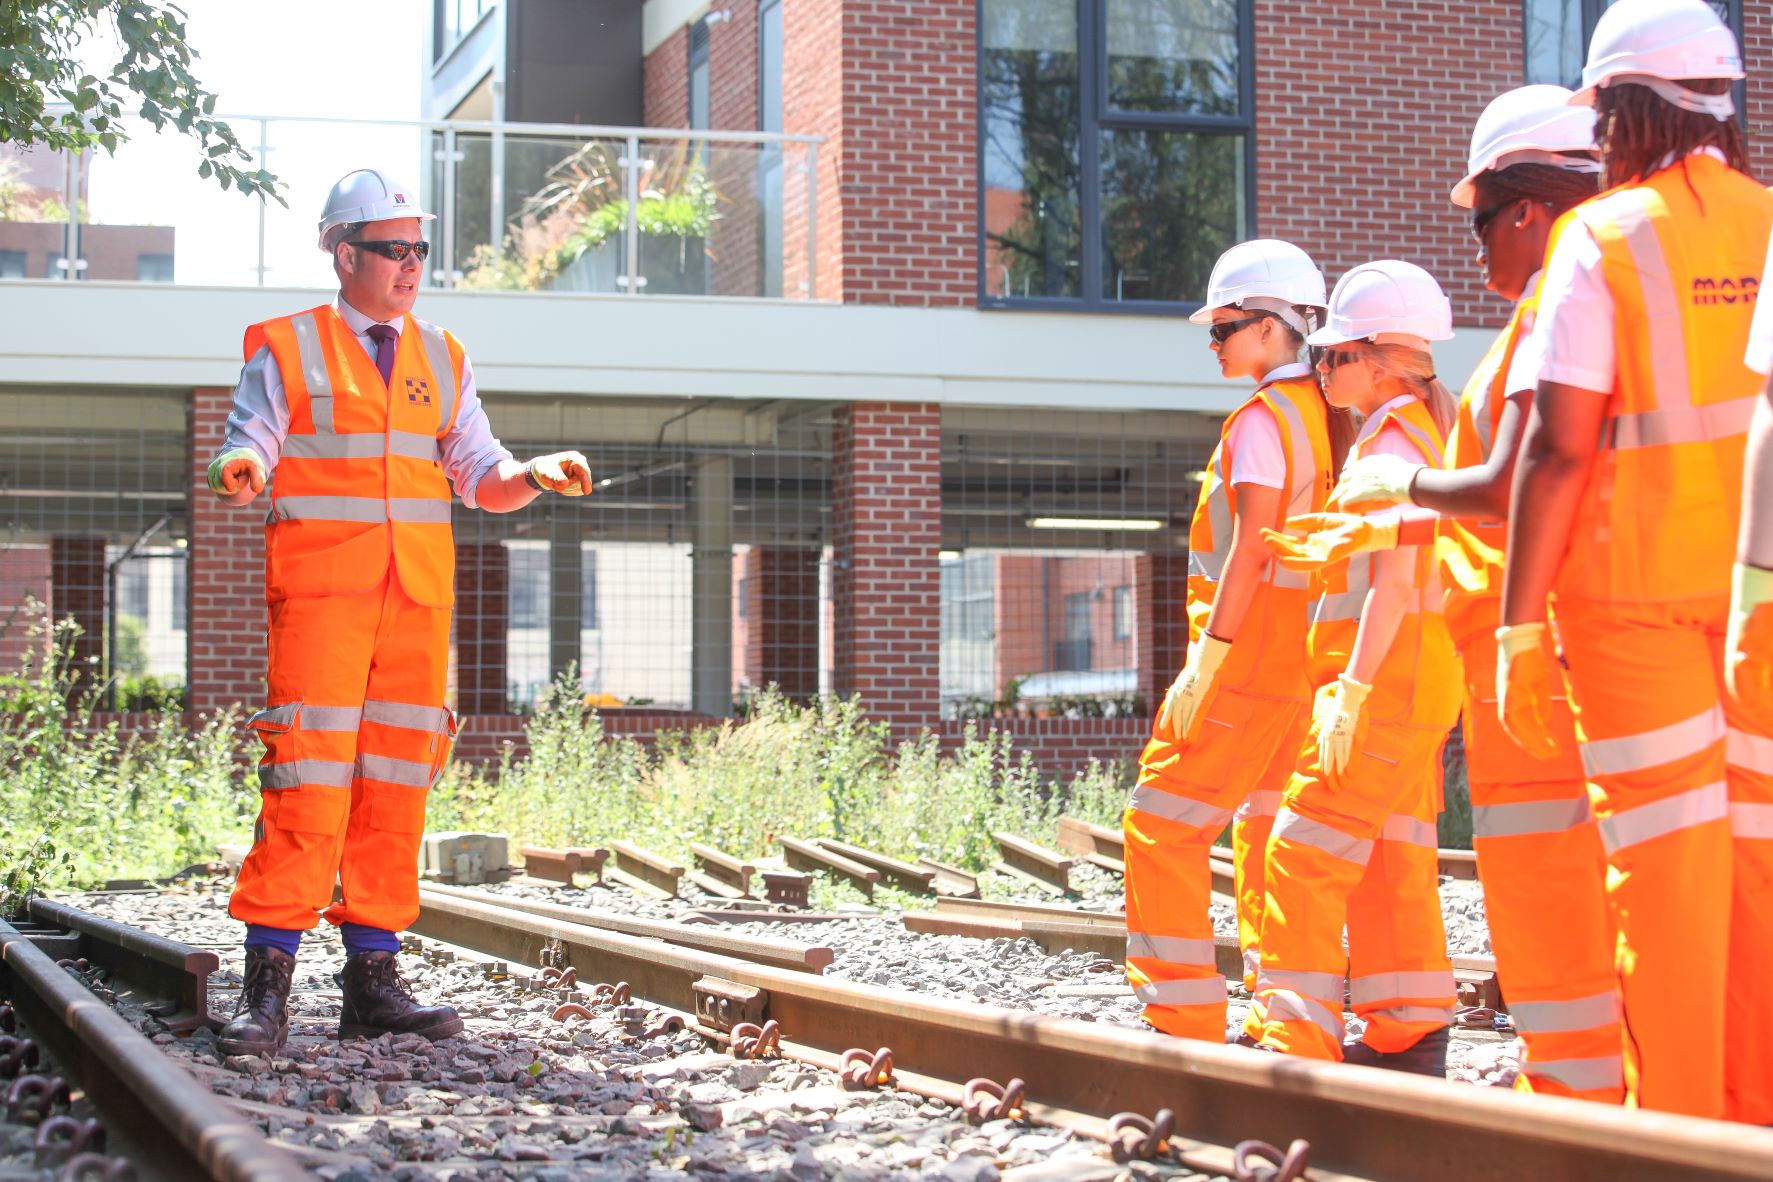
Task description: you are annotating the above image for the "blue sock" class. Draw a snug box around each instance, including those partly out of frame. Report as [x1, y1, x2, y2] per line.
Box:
[244, 924, 301, 958]
[340, 922, 401, 957]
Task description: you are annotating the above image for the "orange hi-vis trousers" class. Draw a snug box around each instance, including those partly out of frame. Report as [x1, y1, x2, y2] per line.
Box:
[230, 575, 458, 934]
[1459, 633, 1623, 1103]
[1242, 694, 1456, 1059]
[1555, 596, 1773, 1122]
[1126, 689, 1305, 1039]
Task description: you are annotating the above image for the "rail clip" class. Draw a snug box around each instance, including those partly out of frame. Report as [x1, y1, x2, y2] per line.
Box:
[7, 1074, 72, 1123]
[1108, 1108, 1174, 1162]
[841, 1047, 895, 1090]
[962, 1076, 1026, 1123]
[730, 1019, 781, 1059]
[1234, 1138, 1312, 1182]
[34, 1115, 105, 1166]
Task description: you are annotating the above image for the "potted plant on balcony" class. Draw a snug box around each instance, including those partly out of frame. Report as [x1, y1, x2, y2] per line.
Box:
[459, 139, 723, 295]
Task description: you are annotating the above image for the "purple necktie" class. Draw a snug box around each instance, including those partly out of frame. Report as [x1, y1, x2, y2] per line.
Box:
[365, 323, 397, 387]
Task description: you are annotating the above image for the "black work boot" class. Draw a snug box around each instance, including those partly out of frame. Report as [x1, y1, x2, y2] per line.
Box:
[1341, 1025, 1449, 1077]
[217, 945, 295, 1057]
[337, 950, 464, 1042]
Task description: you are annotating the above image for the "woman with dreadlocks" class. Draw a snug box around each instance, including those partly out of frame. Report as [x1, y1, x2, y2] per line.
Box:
[1262, 85, 1621, 1102]
[1496, 0, 1772, 1120]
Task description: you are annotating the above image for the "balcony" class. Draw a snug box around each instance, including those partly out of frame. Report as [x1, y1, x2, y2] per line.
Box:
[0, 115, 822, 298]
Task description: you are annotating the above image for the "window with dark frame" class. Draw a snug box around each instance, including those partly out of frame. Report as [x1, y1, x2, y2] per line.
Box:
[1524, 0, 1742, 90]
[689, 18, 711, 132]
[979, 0, 1253, 312]
[1112, 584, 1131, 639]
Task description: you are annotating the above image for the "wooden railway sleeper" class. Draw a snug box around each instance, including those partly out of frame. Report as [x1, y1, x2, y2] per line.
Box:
[961, 1077, 1026, 1124]
[1233, 1138, 1312, 1182]
[34, 1115, 105, 1167]
[1108, 1109, 1174, 1163]
[840, 1047, 895, 1090]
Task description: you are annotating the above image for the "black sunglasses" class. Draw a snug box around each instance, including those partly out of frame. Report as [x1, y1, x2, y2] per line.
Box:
[1209, 314, 1268, 344]
[1319, 347, 1365, 371]
[1470, 201, 1516, 243]
[350, 238, 431, 262]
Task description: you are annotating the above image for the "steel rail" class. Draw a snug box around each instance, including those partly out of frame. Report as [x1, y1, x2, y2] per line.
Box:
[410, 887, 1773, 1182]
[0, 916, 308, 1182]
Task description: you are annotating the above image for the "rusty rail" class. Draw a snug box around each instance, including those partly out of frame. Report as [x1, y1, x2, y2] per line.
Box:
[0, 915, 309, 1182]
[991, 832, 1074, 895]
[816, 839, 936, 895]
[915, 858, 981, 899]
[408, 887, 1773, 1182]
[778, 837, 880, 898]
[518, 846, 608, 885]
[688, 843, 755, 899]
[23, 897, 221, 1034]
[1056, 816, 1127, 875]
[607, 840, 685, 899]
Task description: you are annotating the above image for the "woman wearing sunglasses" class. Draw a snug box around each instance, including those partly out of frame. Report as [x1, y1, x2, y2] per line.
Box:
[1124, 239, 1349, 1042]
[1261, 87, 1620, 1101]
[1238, 260, 1461, 1073]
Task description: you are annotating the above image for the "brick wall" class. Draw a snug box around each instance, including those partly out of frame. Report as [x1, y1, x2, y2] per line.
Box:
[839, 0, 976, 305]
[832, 402, 941, 739]
[934, 717, 1147, 781]
[0, 545, 50, 673]
[784, 0, 844, 299]
[1256, 1, 1522, 329]
[188, 386, 268, 718]
[643, 25, 690, 127]
[710, 0, 764, 296]
[1746, 3, 1773, 179]
[49, 535, 105, 689]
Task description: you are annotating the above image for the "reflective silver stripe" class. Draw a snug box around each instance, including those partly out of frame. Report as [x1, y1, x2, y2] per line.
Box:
[1260, 991, 1344, 1039]
[260, 759, 354, 790]
[1471, 796, 1592, 839]
[1242, 946, 1260, 980]
[300, 705, 363, 733]
[363, 700, 452, 732]
[1606, 395, 1757, 450]
[390, 498, 452, 524]
[1507, 991, 1620, 1035]
[1258, 968, 1343, 999]
[1129, 785, 1234, 832]
[1126, 932, 1217, 965]
[290, 311, 334, 432]
[1364, 1005, 1453, 1025]
[1598, 780, 1728, 854]
[414, 319, 457, 432]
[1313, 589, 1368, 623]
[282, 434, 386, 461]
[1524, 1054, 1625, 1092]
[1597, 191, 1689, 416]
[1270, 566, 1311, 590]
[248, 702, 301, 729]
[1381, 814, 1436, 847]
[1189, 549, 1225, 581]
[1273, 808, 1373, 866]
[356, 753, 435, 788]
[1235, 789, 1282, 822]
[1580, 705, 1724, 777]
[390, 430, 443, 462]
[1133, 977, 1227, 1006]
[1205, 457, 1232, 563]
[1727, 728, 1773, 775]
[274, 495, 387, 523]
[1349, 970, 1456, 1005]
[1388, 417, 1444, 467]
[1730, 803, 1773, 839]
[1268, 390, 1318, 518]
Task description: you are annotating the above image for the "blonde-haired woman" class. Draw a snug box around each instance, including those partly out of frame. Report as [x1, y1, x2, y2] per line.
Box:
[1244, 260, 1462, 1073]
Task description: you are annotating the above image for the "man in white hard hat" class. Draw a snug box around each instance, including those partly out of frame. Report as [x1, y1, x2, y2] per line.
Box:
[205, 168, 594, 1057]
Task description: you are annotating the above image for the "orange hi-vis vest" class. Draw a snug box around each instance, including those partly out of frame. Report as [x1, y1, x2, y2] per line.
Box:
[245, 305, 467, 607]
[1186, 374, 1334, 698]
[1308, 396, 1461, 728]
[1556, 153, 1773, 604]
[1435, 292, 1539, 647]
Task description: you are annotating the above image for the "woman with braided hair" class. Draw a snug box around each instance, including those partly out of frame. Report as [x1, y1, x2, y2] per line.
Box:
[1496, 0, 1772, 1119]
[1262, 85, 1622, 1101]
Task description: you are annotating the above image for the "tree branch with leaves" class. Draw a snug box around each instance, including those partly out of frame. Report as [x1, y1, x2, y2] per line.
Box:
[0, 0, 283, 203]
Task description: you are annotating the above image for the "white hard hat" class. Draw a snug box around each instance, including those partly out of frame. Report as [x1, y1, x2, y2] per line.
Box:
[1307, 260, 1454, 350]
[1450, 85, 1600, 208]
[317, 169, 434, 252]
[1189, 239, 1326, 334]
[1571, 0, 1742, 120]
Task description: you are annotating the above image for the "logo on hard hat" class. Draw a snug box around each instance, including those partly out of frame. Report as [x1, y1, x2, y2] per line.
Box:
[395, 193, 408, 203]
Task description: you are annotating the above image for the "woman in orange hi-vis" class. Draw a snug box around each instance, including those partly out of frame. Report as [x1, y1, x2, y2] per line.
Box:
[205, 169, 595, 1059]
[1498, 0, 1773, 1120]
[1124, 239, 1346, 1041]
[1243, 260, 1462, 1074]
[1263, 87, 1622, 1101]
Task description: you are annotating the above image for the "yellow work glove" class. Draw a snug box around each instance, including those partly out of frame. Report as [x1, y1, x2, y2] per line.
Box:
[1495, 622, 1563, 761]
[1156, 633, 1232, 744]
[525, 451, 594, 497]
[206, 447, 266, 497]
[1727, 563, 1773, 733]
[1333, 453, 1422, 512]
[1314, 674, 1372, 788]
[1261, 512, 1401, 573]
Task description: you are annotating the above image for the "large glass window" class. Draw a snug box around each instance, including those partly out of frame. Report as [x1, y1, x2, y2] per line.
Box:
[759, 0, 785, 298]
[1525, 1, 1739, 88]
[689, 19, 711, 132]
[981, 0, 1251, 311]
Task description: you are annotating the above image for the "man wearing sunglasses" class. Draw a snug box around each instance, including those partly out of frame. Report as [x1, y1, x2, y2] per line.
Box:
[203, 168, 594, 1057]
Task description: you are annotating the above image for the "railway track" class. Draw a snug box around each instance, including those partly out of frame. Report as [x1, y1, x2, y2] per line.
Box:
[15, 886, 1773, 1182]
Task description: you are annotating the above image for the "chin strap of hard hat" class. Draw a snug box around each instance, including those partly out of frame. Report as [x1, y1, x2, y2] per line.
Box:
[1605, 72, 1736, 120]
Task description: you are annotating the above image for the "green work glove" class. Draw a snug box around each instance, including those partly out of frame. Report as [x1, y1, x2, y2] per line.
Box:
[207, 447, 267, 497]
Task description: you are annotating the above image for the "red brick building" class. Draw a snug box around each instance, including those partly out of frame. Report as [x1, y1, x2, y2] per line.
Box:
[2, 0, 1768, 776]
